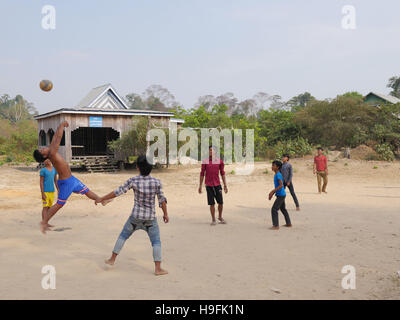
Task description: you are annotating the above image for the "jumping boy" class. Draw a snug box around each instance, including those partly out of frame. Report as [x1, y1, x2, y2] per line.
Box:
[198, 146, 228, 226]
[40, 159, 59, 226]
[268, 160, 292, 230]
[95, 155, 169, 276]
[33, 121, 108, 234]
[281, 154, 300, 211]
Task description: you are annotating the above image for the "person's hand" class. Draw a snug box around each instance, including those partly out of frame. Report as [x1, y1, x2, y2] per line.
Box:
[325, 170, 328, 176]
[63, 121, 69, 128]
[95, 197, 103, 205]
[313, 170, 316, 175]
[286, 181, 290, 186]
[163, 214, 169, 223]
[198, 186, 202, 194]
[41, 193, 46, 201]
[268, 191, 274, 200]
[224, 185, 228, 193]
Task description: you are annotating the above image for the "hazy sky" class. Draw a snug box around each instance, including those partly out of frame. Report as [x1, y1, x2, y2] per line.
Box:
[0, 0, 399, 114]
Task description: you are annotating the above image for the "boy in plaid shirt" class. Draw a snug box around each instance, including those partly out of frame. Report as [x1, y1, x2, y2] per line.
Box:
[96, 155, 169, 276]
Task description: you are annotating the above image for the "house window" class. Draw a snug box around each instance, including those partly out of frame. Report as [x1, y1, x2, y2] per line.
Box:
[39, 130, 46, 146]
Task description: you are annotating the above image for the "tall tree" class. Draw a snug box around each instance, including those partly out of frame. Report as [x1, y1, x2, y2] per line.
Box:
[195, 95, 217, 111]
[0, 94, 37, 123]
[387, 76, 400, 98]
[125, 85, 179, 111]
[286, 92, 315, 110]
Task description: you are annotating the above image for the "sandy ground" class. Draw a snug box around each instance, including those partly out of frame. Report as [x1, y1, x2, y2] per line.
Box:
[0, 158, 399, 300]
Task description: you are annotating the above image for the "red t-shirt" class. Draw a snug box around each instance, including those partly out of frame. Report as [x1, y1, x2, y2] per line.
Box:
[314, 155, 327, 171]
[200, 157, 225, 186]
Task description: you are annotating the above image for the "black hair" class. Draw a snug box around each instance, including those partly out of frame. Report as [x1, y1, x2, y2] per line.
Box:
[137, 155, 152, 176]
[282, 154, 290, 160]
[272, 160, 283, 170]
[317, 147, 324, 151]
[33, 150, 46, 163]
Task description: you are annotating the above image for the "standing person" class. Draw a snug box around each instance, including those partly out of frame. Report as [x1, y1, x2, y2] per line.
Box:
[281, 154, 300, 211]
[313, 147, 328, 194]
[268, 160, 292, 230]
[33, 121, 109, 234]
[96, 155, 169, 276]
[198, 146, 228, 226]
[40, 159, 59, 226]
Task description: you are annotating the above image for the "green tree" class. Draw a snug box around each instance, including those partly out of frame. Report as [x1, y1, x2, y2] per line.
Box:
[286, 92, 315, 111]
[387, 76, 400, 98]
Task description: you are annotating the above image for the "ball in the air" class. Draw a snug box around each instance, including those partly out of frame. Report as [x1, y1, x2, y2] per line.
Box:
[39, 80, 53, 92]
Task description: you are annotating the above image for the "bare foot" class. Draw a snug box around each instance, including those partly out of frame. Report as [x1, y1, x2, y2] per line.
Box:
[47, 223, 54, 228]
[210, 221, 217, 226]
[104, 258, 115, 266]
[269, 226, 279, 230]
[283, 224, 292, 227]
[102, 199, 113, 206]
[323, 191, 328, 194]
[218, 218, 227, 224]
[296, 207, 300, 211]
[39, 221, 50, 234]
[155, 268, 168, 276]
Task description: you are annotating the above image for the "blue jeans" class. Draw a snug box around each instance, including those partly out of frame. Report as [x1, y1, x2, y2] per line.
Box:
[112, 216, 162, 262]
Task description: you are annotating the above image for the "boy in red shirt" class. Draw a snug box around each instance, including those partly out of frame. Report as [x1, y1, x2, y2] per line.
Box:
[198, 146, 228, 226]
[313, 147, 328, 194]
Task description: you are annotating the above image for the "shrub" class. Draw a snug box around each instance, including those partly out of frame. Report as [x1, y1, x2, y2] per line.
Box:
[273, 137, 312, 159]
[374, 143, 395, 161]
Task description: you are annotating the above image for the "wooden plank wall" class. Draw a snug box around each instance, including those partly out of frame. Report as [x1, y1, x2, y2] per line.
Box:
[37, 114, 171, 163]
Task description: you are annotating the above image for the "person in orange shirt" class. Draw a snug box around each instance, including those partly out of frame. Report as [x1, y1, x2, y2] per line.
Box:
[313, 147, 328, 194]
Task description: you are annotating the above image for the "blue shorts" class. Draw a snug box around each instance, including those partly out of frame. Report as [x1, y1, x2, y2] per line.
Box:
[57, 176, 90, 206]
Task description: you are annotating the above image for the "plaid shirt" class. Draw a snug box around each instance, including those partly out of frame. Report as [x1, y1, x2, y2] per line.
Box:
[114, 175, 167, 220]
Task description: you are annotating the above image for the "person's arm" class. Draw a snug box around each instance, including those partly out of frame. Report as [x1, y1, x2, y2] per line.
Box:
[95, 178, 133, 204]
[221, 174, 228, 193]
[49, 121, 68, 158]
[40, 176, 46, 201]
[287, 164, 293, 185]
[54, 174, 59, 193]
[220, 161, 228, 193]
[269, 178, 284, 200]
[313, 158, 316, 174]
[199, 163, 206, 193]
[95, 191, 117, 204]
[156, 182, 169, 223]
[161, 201, 168, 223]
[325, 157, 328, 175]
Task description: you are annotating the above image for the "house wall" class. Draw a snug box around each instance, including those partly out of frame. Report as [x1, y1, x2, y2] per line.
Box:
[37, 114, 68, 161]
[365, 94, 387, 105]
[37, 114, 171, 163]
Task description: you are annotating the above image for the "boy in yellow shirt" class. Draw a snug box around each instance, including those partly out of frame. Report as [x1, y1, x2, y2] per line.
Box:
[40, 159, 59, 226]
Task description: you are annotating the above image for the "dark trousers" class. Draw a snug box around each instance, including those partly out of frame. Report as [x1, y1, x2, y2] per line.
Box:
[284, 182, 300, 208]
[271, 196, 291, 227]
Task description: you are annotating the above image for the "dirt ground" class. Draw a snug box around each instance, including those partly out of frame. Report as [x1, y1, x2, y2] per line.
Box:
[0, 158, 399, 299]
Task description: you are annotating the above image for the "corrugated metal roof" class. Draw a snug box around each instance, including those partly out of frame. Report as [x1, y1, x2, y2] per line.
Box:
[34, 108, 174, 120]
[366, 92, 400, 104]
[75, 84, 129, 109]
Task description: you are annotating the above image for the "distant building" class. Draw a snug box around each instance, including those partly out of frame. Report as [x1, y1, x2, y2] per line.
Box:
[364, 92, 400, 106]
[34, 84, 183, 165]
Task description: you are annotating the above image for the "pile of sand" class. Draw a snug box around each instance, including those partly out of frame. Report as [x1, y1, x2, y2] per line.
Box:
[350, 144, 379, 160]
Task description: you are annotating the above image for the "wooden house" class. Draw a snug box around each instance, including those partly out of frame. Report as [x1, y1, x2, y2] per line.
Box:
[34, 84, 181, 169]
